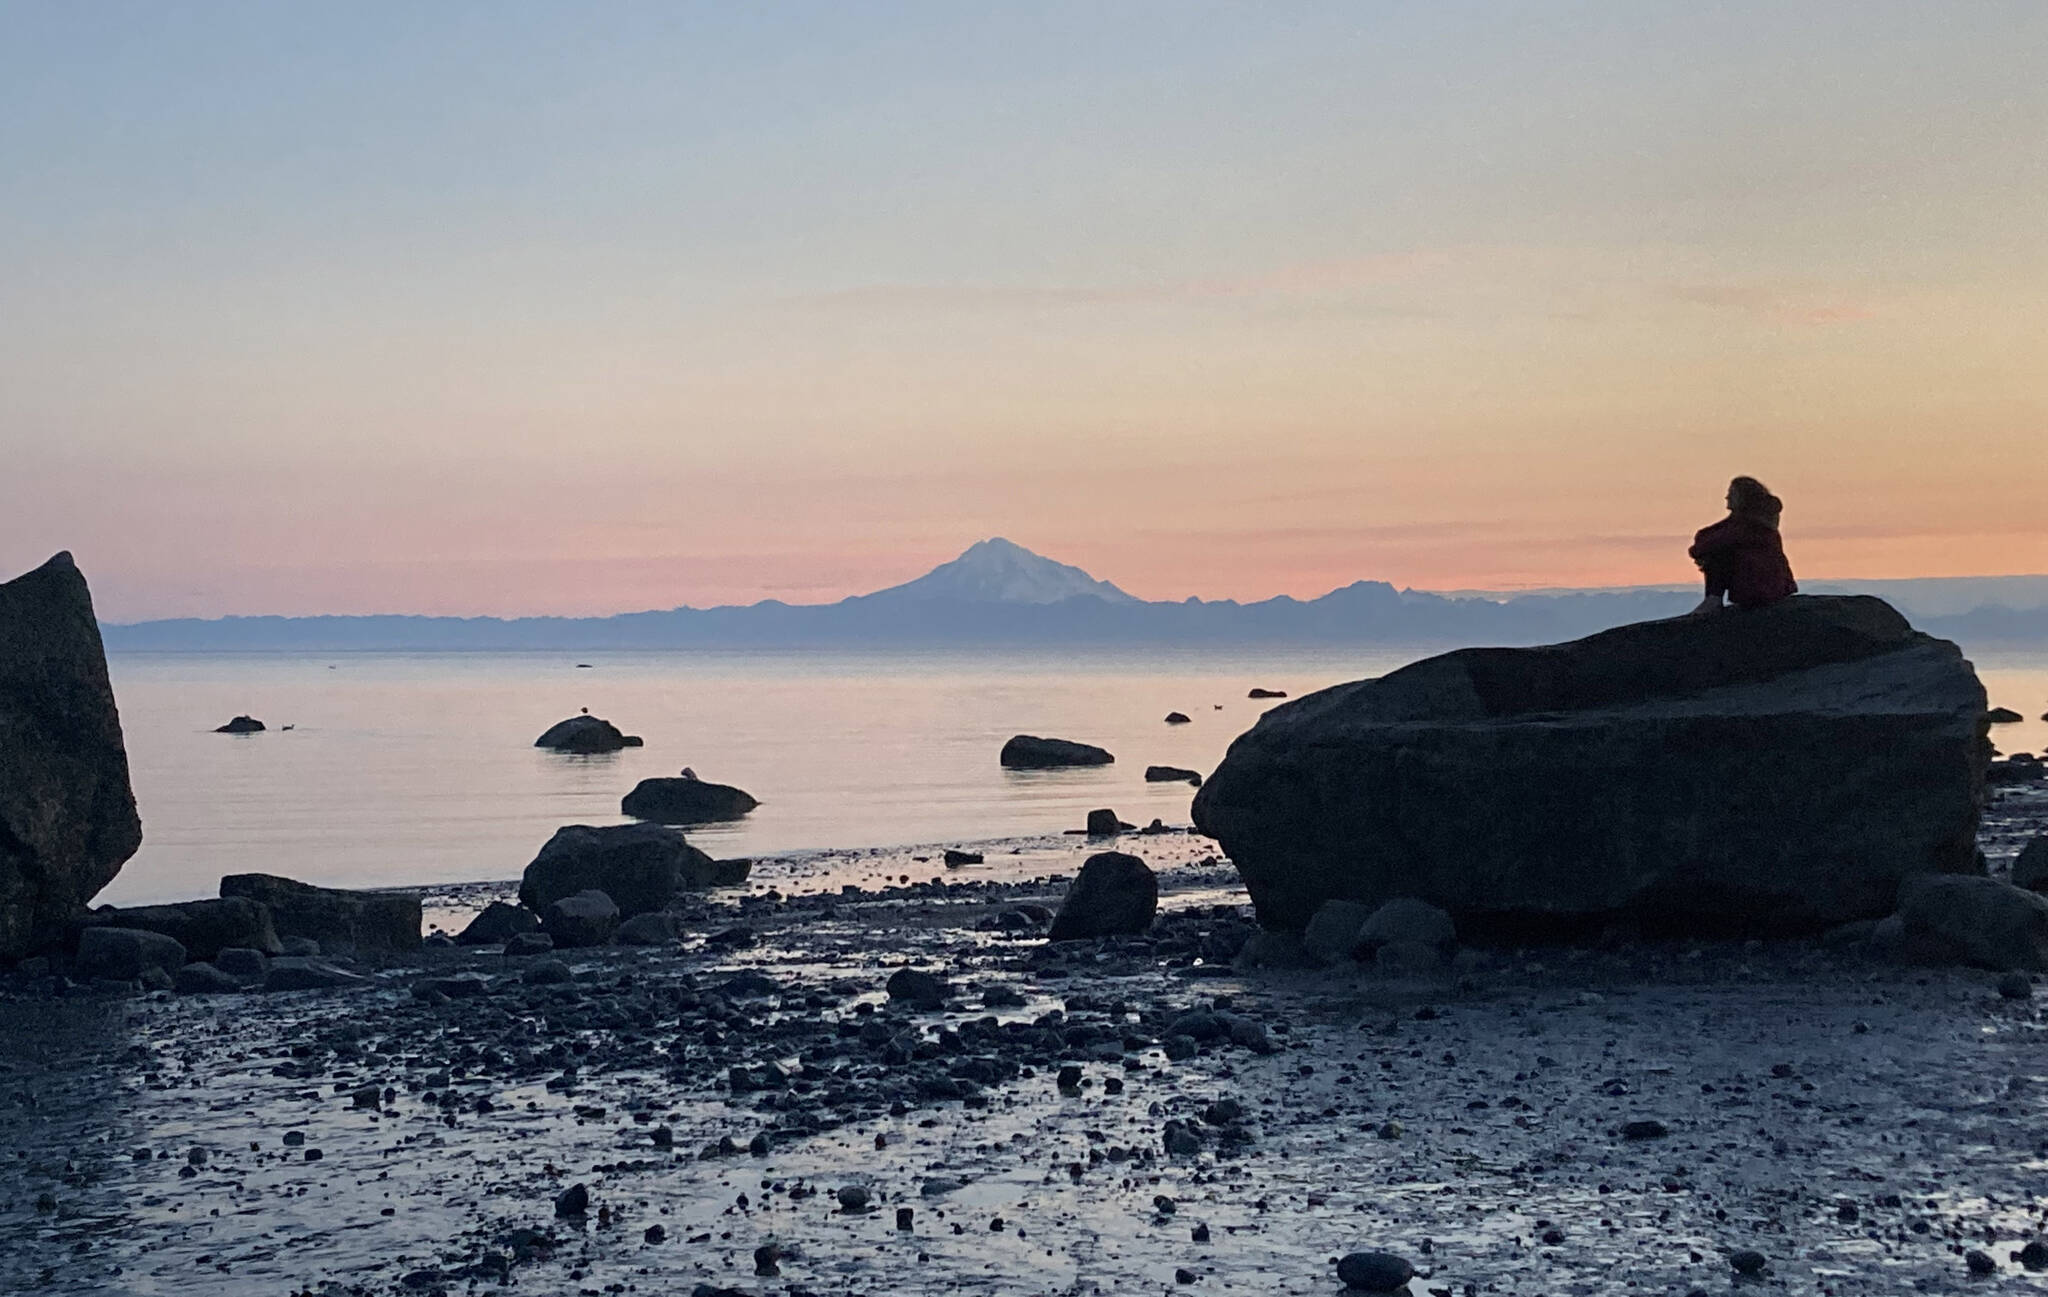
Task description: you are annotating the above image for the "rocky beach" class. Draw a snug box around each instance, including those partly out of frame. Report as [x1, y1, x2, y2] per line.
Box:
[10, 557, 2048, 1295]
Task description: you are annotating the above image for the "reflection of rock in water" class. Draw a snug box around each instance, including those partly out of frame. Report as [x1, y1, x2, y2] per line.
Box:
[0, 552, 142, 960]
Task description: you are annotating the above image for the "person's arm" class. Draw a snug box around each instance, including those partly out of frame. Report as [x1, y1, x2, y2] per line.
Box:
[1688, 523, 1732, 614]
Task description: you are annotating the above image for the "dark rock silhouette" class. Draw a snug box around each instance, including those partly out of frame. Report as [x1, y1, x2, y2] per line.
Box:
[1000, 735, 1113, 768]
[1164, 712, 1192, 725]
[520, 823, 724, 918]
[543, 889, 620, 947]
[1144, 765, 1203, 786]
[1879, 875, 2048, 971]
[534, 715, 642, 753]
[78, 896, 282, 960]
[220, 873, 421, 956]
[0, 552, 142, 959]
[75, 926, 185, 981]
[621, 777, 759, 824]
[1195, 596, 1987, 937]
[1049, 851, 1157, 940]
[456, 900, 539, 945]
[1988, 706, 2024, 723]
[2014, 836, 2048, 893]
[1247, 688, 1287, 699]
[215, 715, 265, 733]
[1084, 808, 1133, 836]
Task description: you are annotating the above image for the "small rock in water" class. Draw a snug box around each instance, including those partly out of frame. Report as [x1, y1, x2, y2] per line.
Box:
[643, 1224, 665, 1244]
[837, 1185, 872, 1212]
[754, 1243, 782, 1276]
[896, 1206, 915, 1230]
[1335, 1251, 1414, 1291]
[1998, 971, 2032, 1000]
[1621, 1118, 1669, 1140]
[1967, 1249, 1997, 1275]
[554, 1183, 589, 1217]
[2018, 1238, 2048, 1268]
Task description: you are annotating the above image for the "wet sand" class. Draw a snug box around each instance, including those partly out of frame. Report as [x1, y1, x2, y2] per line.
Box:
[7, 789, 2048, 1296]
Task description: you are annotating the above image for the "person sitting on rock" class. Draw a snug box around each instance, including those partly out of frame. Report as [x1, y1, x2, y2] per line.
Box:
[1689, 475, 1797, 614]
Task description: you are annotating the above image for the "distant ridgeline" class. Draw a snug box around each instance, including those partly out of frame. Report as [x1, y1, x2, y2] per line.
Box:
[97, 540, 2048, 651]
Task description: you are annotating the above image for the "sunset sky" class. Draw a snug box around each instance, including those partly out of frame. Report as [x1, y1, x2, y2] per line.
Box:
[4, 2, 2045, 620]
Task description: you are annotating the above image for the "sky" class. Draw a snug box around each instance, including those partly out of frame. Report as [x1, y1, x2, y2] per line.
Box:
[2, 1, 2045, 621]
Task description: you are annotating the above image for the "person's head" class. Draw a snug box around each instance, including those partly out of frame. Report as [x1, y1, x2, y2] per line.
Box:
[1726, 475, 1782, 525]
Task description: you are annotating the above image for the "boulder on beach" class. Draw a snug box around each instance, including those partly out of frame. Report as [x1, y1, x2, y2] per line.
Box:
[1194, 596, 1988, 937]
[79, 897, 281, 960]
[534, 715, 642, 753]
[1144, 765, 1203, 786]
[615, 910, 678, 945]
[519, 822, 725, 919]
[2013, 836, 2048, 893]
[220, 874, 421, 957]
[1879, 874, 2048, 971]
[75, 926, 185, 981]
[261, 955, 371, 992]
[1000, 735, 1114, 768]
[1048, 851, 1158, 940]
[0, 553, 143, 960]
[621, 777, 759, 825]
[215, 715, 265, 734]
[544, 889, 620, 947]
[456, 901, 539, 946]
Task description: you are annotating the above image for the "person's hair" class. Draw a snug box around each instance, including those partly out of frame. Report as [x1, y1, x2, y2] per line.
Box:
[1728, 475, 1783, 525]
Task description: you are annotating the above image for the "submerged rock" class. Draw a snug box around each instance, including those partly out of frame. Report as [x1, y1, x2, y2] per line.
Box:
[534, 715, 641, 753]
[621, 777, 759, 825]
[0, 553, 143, 960]
[520, 823, 724, 918]
[1000, 735, 1113, 768]
[1049, 851, 1157, 940]
[1195, 596, 1987, 936]
[1144, 765, 1203, 786]
[220, 874, 421, 957]
[1085, 808, 1133, 836]
[79, 897, 281, 960]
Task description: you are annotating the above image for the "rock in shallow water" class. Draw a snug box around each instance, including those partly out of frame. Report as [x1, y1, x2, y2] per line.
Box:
[999, 735, 1113, 768]
[456, 901, 538, 945]
[621, 777, 758, 825]
[1194, 596, 1988, 937]
[0, 552, 142, 960]
[534, 715, 638, 753]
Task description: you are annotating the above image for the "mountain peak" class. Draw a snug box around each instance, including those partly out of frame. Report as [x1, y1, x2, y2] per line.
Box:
[862, 539, 1138, 605]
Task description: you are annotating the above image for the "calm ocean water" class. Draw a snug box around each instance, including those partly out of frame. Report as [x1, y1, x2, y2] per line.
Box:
[95, 647, 2048, 909]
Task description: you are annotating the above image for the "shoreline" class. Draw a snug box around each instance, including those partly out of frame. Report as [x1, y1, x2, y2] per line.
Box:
[3, 789, 2044, 1295]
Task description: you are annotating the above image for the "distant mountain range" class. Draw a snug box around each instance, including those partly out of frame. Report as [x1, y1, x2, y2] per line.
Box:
[97, 538, 2048, 651]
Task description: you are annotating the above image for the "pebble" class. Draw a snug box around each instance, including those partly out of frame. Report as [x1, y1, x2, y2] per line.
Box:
[554, 1183, 589, 1217]
[1729, 1249, 1767, 1275]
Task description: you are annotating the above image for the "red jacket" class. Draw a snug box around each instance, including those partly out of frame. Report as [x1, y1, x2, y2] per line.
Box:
[1690, 516, 1797, 608]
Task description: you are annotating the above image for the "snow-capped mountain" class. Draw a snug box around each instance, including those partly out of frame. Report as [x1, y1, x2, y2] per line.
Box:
[859, 538, 1138, 605]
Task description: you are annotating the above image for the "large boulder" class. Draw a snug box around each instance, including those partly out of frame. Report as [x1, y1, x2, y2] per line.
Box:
[1000, 735, 1113, 768]
[1048, 852, 1158, 940]
[621, 778, 759, 825]
[219, 874, 421, 957]
[2012, 836, 2048, 893]
[0, 553, 143, 960]
[534, 715, 642, 753]
[1193, 596, 1988, 937]
[519, 823, 722, 918]
[79, 897, 282, 960]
